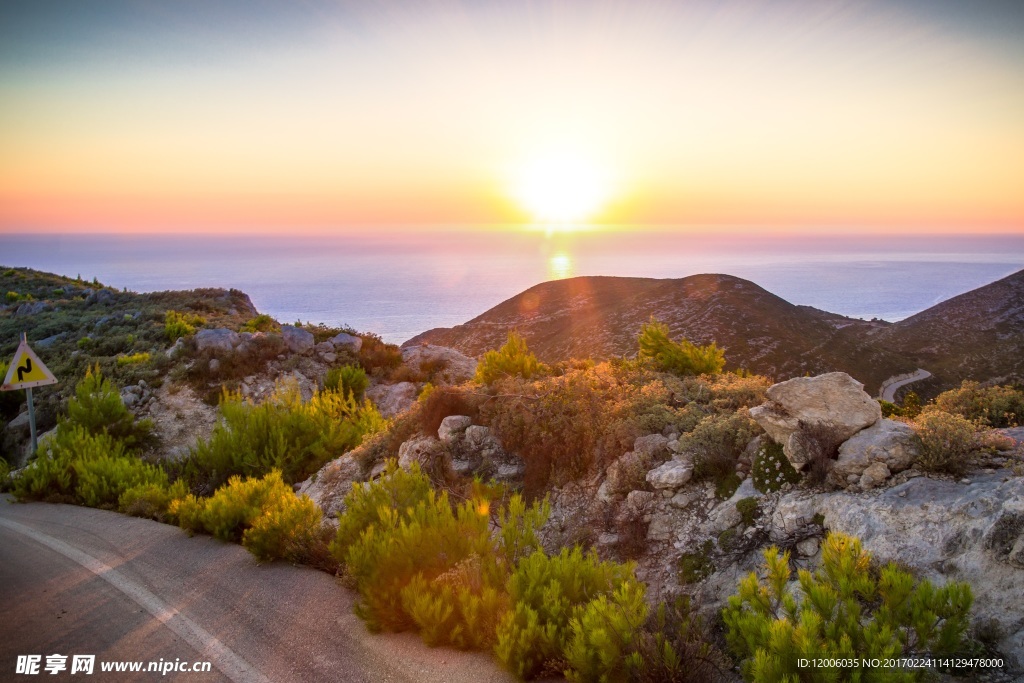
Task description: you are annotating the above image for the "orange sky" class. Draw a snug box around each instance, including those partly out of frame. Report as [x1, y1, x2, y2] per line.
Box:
[2, 1, 1023, 234]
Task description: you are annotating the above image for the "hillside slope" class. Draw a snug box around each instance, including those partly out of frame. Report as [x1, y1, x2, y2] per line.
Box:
[406, 270, 1024, 393]
[405, 274, 911, 388]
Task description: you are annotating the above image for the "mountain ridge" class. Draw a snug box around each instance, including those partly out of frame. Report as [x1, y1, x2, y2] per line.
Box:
[405, 269, 1024, 396]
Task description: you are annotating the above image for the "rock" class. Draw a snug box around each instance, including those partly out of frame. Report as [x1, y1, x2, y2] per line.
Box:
[166, 338, 186, 358]
[297, 451, 365, 518]
[670, 491, 695, 508]
[832, 419, 919, 485]
[770, 496, 819, 541]
[750, 372, 882, 469]
[397, 435, 443, 470]
[195, 328, 240, 353]
[315, 341, 334, 355]
[366, 382, 418, 418]
[400, 344, 478, 384]
[706, 499, 742, 534]
[647, 513, 675, 542]
[730, 477, 761, 502]
[122, 392, 139, 407]
[85, 288, 116, 305]
[15, 301, 47, 316]
[605, 451, 646, 495]
[322, 352, 337, 364]
[7, 412, 31, 433]
[438, 415, 473, 444]
[626, 490, 656, 512]
[208, 358, 220, 373]
[281, 325, 315, 354]
[36, 333, 65, 348]
[330, 332, 363, 354]
[646, 458, 693, 490]
[633, 434, 670, 459]
[596, 480, 616, 503]
[859, 461, 891, 490]
[796, 537, 820, 557]
[812, 474, 1024, 670]
[597, 532, 620, 547]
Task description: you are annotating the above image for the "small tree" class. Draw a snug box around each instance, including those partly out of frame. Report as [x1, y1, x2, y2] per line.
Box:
[723, 532, 972, 682]
[475, 331, 546, 384]
[637, 320, 725, 376]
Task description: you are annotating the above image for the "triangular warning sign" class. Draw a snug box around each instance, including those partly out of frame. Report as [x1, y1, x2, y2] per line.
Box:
[1, 339, 58, 391]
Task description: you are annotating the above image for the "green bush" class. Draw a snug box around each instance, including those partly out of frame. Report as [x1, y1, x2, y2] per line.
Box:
[12, 425, 165, 508]
[475, 331, 547, 385]
[183, 381, 386, 490]
[913, 409, 978, 477]
[116, 352, 150, 366]
[637, 320, 725, 376]
[64, 365, 156, 452]
[564, 580, 649, 683]
[165, 310, 205, 342]
[324, 364, 369, 402]
[723, 532, 973, 682]
[677, 541, 715, 585]
[680, 410, 760, 498]
[624, 597, 729, 683]
[932, 380, 1024, 428]
[240, 313, 279, 333]
[751, 440, 801, 493]
[119, 480, 189, 521]
[172, 471, 325, 563]
[736, 497, 758, 527]
[495, 547, 635, 680]
[358, 333, 403, 375]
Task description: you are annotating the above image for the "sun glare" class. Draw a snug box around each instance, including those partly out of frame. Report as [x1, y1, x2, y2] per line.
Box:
[511, 151, 612, 225]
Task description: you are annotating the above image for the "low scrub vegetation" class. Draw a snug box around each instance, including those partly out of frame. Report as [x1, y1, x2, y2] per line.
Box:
[323, 364, 369, 402]
[165, 309, 206, 342]
[912, 409, 979, 477]
[475, 331, 548, 384]
[181, 380, 386, 491]
[932, 380, 1024, 428]
[724, 532, 973, 682]
[637, 319, 725, 376]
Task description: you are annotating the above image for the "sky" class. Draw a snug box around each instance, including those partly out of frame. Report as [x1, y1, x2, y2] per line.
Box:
[1, 0, 1023, 234]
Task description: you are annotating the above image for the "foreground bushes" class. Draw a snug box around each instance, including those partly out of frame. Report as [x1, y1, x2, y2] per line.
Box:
[182, 381, 385, 490]
[724, 532, 973, 682]
[912, 409, 979, 477]
[475, 331, 547, 384]
[638, 319, 725, 376]
[170, 471, 326, 564]
[932, 380, 1024, 428]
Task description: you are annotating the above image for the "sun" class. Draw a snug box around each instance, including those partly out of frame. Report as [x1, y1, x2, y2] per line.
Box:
[510, 150, 612, 225]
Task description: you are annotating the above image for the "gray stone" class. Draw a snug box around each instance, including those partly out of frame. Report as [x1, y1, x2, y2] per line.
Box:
[633, 434, 670, 459]
[15, 301, 47, 316]
[297, 451, 366, 518]
[796, 537, 820, 557]
[397, 435, 442, 470]
[322, 352, 337, 364]
[281, 325, 315, 354]
[626, 490, 656, 512]
[208, 358, 220, 373]
[832, 419, 919, 484]
[366, 382, 418, 418]
[646, 459, 694, 490]
[195, 328, 239, 353]
[750, 372, 882, 469]
[859, 461, 891, 490]
[330, 332, 363, 353]
[400, 344, 478, 385]
[7, 412, 31, 433]
[166, 337, 186, 358]
[315, 341, 334, 355]
[122, 392, 139, 407]
[670, 491, 695, 508]
[706, 499, 742, 534]
[36, 333, 65, 348]
[438, 415, 473, 443]
[647, 513, 675, 542]
[605, 451, 646, 495]
[86, 288, 115, 305]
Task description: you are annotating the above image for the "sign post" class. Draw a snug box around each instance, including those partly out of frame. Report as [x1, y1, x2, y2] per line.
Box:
[1, 333, 58, 456]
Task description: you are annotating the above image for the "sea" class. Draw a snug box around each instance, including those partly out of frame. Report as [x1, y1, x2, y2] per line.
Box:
[2, 230, 1023, 345]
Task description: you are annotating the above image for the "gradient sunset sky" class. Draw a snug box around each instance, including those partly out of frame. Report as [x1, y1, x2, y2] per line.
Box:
[2, 0, 1022, 233]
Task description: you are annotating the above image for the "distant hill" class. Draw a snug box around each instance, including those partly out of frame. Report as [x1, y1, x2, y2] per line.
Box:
[404, 270, 1024, 395]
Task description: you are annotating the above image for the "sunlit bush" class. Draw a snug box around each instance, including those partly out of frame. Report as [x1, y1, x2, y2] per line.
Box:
[932, 380, 1024, 428]
[64, 365, 156, 452]
[723, 532, 972, 682]
[323, 364, 369, 402]
[183, 380, 386, 490]
[165, 309, 205, 342]
[913, 409, 978, 476]
[637, 319, 725, 376]
[475, 331, 547, 385]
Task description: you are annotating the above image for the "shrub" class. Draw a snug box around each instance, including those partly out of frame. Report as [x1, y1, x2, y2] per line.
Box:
[475, 332, 546, 385]
[358, 333, 403, 375]
[495, 547, 635, 680]
[183, 381, 386, 490]
[416, 385, 480, 435]
[64, 365, 156, 452]
[116, 352, 150, 366]
[913, 409, 978, 477]
[240, 313, 279, 333]
[723, 532, 973, 682]
[879, 399, 902, 418]
[119, 480, 189, 521]
[165, 310, 205, 342]
[75, 453, 167, 508]
[637, 320, 725, 376]
[751, 440, 801, 493]
[324, 364, 369, 402]
[708, 373, 771, 411]
[624, 597, 730, 683]
[677, 541, 715, 585]
[793, 421, 846, 485]
[681, 410, 760, 498]
[565, 580, 649, 683]
[932, 380, 1024, 428]
[736, 497, 758, 527]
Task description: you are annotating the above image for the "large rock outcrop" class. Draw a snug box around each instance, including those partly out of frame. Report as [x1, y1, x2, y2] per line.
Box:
[750, 372, 881, 469]
[829, 418, 920, 489]
[366, 382, 418, 418]
[400, 344, 478, 385]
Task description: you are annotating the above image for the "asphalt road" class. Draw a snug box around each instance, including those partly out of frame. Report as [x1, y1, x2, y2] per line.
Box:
[879, 369, 932, 403]
[0, 496, 516, 683]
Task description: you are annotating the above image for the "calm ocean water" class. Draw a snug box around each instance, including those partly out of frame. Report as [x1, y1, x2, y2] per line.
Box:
[3, 231, 1023, 345]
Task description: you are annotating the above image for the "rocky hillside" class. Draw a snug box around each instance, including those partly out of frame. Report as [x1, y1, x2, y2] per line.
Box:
[879, 268, 1024, 395]
[405, 270, 1024, 395]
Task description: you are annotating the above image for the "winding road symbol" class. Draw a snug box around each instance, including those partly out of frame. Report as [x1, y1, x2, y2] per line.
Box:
[17, 357, 33, 383]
